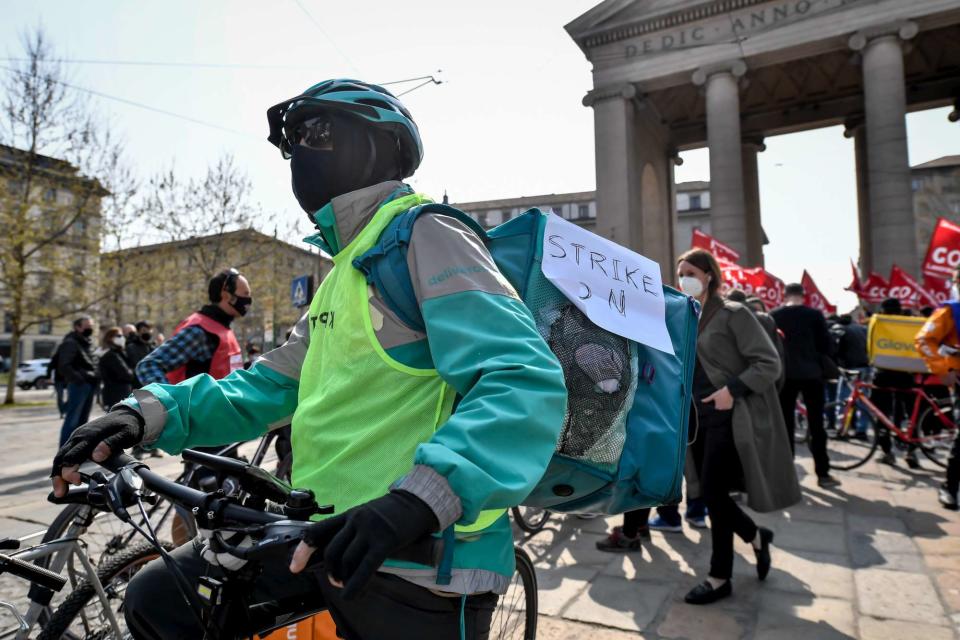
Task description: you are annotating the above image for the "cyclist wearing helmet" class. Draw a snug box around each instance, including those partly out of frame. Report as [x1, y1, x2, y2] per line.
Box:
[51, 79, 567, 639]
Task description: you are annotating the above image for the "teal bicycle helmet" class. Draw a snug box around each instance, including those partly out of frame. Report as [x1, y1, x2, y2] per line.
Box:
[267, 79, 423, 178]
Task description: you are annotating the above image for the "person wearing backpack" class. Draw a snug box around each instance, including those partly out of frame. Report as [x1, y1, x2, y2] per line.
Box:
[674, 248, 800, 605]
[51, 79, 567, 639]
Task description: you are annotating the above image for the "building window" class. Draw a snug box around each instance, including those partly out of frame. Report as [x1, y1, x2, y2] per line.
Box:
[911, 178, 922, 192]
[677, 193, 689, 211]
[3, 312, 12, 333]
[33, 341, 57, 359]
[38, 319, 52, 335]
[689, 194, 702, 210]
[43, 188, 57, 203]
[578, 204, 589, 219]
[487, 210, 503, 226]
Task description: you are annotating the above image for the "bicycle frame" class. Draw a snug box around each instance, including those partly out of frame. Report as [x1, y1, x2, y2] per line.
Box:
[1, 529, 122, 640]
[844, 380, 957, 445]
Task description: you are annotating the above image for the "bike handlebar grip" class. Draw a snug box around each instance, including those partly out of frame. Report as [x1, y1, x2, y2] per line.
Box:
[98, 451, 138, 473]
[0, 553, 67, 592]
[46, 486, 92, 505]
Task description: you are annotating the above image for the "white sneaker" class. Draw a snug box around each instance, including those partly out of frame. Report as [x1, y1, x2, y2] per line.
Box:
[939, 484, 958, 510]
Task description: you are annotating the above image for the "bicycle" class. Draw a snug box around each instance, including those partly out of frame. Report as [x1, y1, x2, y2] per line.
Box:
[826, 378, 958, 471]
[0, 538, 68, 637]
[0, 517, 160, 639]
[46, 449, 538, 639]
[510, 506, 551, 535]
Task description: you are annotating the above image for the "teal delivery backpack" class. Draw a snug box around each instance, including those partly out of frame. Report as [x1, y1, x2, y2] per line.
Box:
[353, 204, 699, 514]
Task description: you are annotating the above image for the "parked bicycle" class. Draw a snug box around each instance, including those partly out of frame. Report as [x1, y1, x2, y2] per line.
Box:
[0, 511, 160, 640]
[0, 537, 67, 638]
[827, 378, 958, 470]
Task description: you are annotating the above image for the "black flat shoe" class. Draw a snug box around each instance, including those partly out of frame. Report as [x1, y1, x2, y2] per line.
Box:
[754, 527, 774, 580]
[684, 580, 732, 605]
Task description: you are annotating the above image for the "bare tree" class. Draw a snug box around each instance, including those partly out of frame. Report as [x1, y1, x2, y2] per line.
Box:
[0, 29, 129, 404]
[143, 154, 278, 280]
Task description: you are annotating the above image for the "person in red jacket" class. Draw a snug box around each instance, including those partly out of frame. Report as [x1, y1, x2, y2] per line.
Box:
[134, 269, 250, 387]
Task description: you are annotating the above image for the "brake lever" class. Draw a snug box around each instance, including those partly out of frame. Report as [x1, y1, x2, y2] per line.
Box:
[219, 521, 309, 561]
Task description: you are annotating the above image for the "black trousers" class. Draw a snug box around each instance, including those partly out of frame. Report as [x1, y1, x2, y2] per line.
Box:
[693, 409, 758, 581]
[779, 378, 831, 477]
[124, 538, 498, 639]
[947, 431, 960, 494]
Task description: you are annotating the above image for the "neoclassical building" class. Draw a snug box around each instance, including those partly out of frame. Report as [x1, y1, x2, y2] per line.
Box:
[566, 0, 960, 272]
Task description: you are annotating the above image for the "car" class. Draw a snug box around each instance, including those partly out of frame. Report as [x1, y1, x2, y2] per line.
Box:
[16, 359, 51, 390]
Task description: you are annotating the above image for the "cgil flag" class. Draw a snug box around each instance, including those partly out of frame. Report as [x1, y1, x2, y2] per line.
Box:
[859, 272, 891, 305]
[924, 275, 952, 306]
[721, 264, 784, 309]
[845, 260, 863, 296]
[691, 229, 741, 265]
[801, 270, 837, 314]
[922, 217, 960, 280]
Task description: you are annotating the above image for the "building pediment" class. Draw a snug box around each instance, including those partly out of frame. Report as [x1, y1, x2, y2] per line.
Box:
[566, 0, 767, 50]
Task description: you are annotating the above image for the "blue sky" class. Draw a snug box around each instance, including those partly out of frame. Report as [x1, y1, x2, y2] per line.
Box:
[1, 0, 957, 309]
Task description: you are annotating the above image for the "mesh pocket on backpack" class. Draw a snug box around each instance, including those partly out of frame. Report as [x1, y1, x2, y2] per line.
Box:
[526, 269, 637, 474]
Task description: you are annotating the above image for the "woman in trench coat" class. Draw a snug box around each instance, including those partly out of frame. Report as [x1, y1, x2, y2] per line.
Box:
[677, 248, 801, 605]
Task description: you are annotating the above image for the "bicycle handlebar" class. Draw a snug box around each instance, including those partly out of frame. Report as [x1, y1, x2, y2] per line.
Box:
[92, 451, 442, 567]
[100, 452, 283, 526]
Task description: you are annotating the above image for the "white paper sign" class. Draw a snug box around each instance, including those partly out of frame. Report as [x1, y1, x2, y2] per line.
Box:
[541, 215, 675, 355]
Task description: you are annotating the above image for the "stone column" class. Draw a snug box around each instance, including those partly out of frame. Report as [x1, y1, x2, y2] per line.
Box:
[585, 84, 675, 270]
[693, 60, 748, 259]
[741, 138, 766, 267]
[845, 119, 873, 274]
[586, 85, 641, 251]
[850, 22, 918, 275]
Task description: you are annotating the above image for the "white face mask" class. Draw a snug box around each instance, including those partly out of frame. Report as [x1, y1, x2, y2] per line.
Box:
[679, 276, 705, 298]
[112, 336, 126, 348]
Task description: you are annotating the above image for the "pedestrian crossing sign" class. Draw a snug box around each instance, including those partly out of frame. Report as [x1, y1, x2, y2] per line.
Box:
[291, 275, 313, 308]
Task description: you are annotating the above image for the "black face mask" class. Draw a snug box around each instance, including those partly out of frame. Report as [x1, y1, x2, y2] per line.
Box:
[289, 114, 401, 220]
[140, 332, 152, 342]
[231, 295, 253, 317]
[81, 328, 93, 338]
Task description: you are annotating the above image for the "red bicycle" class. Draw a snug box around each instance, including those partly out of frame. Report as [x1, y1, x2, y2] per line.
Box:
[827, 379, 958, 471]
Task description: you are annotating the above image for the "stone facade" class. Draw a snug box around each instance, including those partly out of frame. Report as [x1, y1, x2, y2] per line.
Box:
[101, 230, 331, 351]
[567, 0, 960, 274]
[0, 145, 104, 362]
[453, 181, 712, 261]
[913, 155, 960, 263]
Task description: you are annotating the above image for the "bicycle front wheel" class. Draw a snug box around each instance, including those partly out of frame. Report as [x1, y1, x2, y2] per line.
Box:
[38, 541, 166, 640]
[511, 506, 551, 535]
[826, 409, 879, 471]
[490, 546, 537, 640]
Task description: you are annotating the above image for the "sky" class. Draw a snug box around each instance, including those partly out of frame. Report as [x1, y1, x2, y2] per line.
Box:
[1, 0, 958, 310]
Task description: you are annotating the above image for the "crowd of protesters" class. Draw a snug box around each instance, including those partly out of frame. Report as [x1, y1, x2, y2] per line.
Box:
[596, 248, 960, 607]
[45, 275, 262, 450]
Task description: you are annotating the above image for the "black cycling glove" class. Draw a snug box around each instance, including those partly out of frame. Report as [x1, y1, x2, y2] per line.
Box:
[51, 405, 145, 478]
[301, 489, 439, 599]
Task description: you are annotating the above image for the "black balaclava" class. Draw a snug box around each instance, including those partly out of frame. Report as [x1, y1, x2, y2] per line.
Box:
[289, 112, 402, 219]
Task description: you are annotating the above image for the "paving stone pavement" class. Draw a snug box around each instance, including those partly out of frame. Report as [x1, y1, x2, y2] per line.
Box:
[1, 402, 959, 638]
[526, 451, 960, 639]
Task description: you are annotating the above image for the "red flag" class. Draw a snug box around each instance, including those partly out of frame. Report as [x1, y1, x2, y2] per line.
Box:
[922, 217, 960, 279]
[845, 260, 863, 295]
[888, 265, 923, 308]
[924, 275, 952, 306]
[801, 270, 837, 314]
[691, 229, 740, 265]
[859, 272, 890, 305]
[720, 265, 784, 310]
